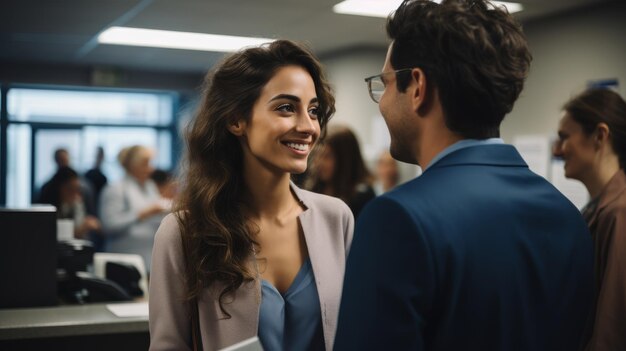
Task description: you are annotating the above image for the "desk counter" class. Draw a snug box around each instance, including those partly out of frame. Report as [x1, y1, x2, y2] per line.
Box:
[0, 303, 148, 340]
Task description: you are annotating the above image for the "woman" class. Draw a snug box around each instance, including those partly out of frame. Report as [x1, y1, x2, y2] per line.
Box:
[149, 40, 354, 351]
[373, 150, 400, 195]
[38, 166, 101, 239]
[553, 88, 626, 351]
[99, 145, 168, 270]
[308, 127, 376, 218]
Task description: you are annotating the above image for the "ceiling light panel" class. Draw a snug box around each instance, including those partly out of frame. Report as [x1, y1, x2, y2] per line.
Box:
[333, 0, 523, 18]
[98, 27, 273, 52]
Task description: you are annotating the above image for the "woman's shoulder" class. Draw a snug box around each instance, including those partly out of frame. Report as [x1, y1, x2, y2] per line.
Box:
[598, 199, 626, 222]
[597, 171, 626, 218]
[154, 213, 183, 246]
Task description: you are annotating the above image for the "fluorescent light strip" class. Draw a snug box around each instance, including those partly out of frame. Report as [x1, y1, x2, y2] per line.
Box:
[490, 1, 523, 13]
[333, 0, 523, 18]
[333, 0, 404, 18]
[98, 26, 273, 52]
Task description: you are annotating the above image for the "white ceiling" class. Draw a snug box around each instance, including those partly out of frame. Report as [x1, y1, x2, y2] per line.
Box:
[0, 0, 612, 73]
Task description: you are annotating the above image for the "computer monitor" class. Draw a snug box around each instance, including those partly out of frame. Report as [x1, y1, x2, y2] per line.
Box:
[0, 206, 58, 308]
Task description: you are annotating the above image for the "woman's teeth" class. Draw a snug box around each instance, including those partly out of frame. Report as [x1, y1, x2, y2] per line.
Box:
[286, 143, 307, 151]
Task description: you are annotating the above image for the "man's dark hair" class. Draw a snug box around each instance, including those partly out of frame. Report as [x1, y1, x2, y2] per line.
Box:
[387, 0, 532, 138]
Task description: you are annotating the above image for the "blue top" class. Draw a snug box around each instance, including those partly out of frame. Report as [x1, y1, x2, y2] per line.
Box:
[258, 258, 324, 351]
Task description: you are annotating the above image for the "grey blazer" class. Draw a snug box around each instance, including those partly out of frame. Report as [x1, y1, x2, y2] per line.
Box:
[149, 184, 355, 351]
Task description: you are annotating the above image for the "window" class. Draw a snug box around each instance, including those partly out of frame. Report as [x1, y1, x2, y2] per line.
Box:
[8, 88, 173, 126]
[4, 86, 178, 207]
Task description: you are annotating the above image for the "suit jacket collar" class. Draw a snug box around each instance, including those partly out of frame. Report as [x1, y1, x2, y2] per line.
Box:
[290, 180, 310, 209]
[586, 170, 626, 226]
[425, 144, 528, 172]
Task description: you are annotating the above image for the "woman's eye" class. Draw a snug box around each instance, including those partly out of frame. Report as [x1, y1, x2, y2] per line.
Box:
[308, 106, 320, 119]
[276, 104, 295, 113]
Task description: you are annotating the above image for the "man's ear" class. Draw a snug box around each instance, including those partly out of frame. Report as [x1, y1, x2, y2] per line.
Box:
[410, 68, 428, 115]
[227, 120, 246, 136]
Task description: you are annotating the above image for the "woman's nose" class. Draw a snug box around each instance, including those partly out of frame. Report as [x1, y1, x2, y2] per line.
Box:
[296, 111, 316, 134]
[552, 140, 563, 158]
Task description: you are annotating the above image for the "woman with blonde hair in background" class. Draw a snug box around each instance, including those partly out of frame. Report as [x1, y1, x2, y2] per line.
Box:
[149, 40, 353, 350]
[99, 145, 168, 271]
[553, 88, 626, 350]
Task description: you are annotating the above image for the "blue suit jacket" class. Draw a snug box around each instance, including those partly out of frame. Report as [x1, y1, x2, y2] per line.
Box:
[334, 144, 593, 351]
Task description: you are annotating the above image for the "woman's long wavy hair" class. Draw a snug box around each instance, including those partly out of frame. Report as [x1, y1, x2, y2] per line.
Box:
[174, 40, 335, 315]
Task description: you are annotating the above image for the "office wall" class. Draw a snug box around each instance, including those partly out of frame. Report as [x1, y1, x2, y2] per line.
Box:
[499, 0, 626, 141]
[323, 48, 386, 155]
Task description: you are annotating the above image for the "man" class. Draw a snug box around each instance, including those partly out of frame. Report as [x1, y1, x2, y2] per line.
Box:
[54, 148, 70, 168]
[84, 146, 108, 209]
[38, 148, 71, 202]
[41, 148, 95, 213]
[334, 1, 593, 350]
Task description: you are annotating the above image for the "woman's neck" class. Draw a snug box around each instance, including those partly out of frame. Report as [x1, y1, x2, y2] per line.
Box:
[242, 164, 296, 220]
[583, 154, 621, 199]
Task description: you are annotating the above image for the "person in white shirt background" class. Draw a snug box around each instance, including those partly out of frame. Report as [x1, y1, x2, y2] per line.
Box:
[99, 145, 169, 271]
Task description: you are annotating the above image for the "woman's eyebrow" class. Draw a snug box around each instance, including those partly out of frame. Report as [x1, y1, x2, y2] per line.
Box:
[269, 94, 300, 103]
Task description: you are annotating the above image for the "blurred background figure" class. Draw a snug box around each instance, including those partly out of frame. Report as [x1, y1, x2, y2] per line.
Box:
[84, 146, 108, 212]
[99, 145, 169, 271]
[54, 148, 70, 168]
[308, 126, 375, 218]
[150, 169, 177, 200]
[553, 88, 626, 351]
[373, 150, 400, 195]
[40, 147, 96, 218]
[38, 166, 101, 239]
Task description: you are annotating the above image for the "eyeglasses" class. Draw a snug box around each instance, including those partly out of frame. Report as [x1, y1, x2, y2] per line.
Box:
[364, 68, 414, 103]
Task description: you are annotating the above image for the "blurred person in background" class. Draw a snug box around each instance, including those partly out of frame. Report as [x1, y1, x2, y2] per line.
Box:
[373, 150, 400, 195]
[150, 169, 177, 200]
[53, 148, 70, 167]
[38, 166, 101, 239]
[99, 145, 168, 270]
[307, 126, 376, 218]
[553, 88, 626, 351]
[39, 147, 96, 214]
[84, 146, 108, 211]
